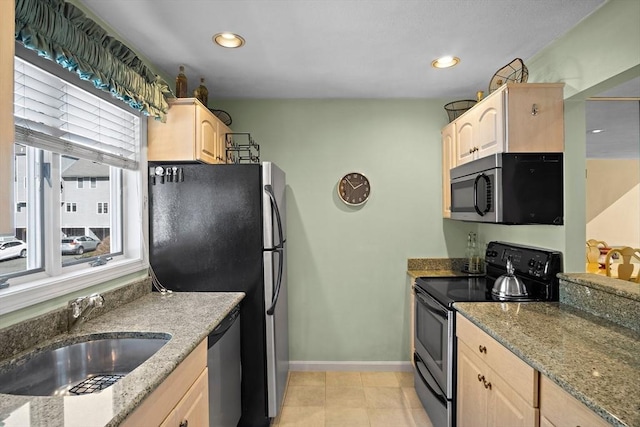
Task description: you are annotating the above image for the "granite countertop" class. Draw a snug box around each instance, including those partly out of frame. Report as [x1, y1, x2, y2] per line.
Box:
[0, 291, 244, 427]
[454, 301, 639, 427]
[407, 257, 472, 279]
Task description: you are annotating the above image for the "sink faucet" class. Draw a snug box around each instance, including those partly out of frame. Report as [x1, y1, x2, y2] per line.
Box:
[68, 293, 105, 330]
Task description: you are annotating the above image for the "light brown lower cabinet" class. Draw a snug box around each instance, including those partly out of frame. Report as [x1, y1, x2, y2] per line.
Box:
[456, 314, 538, 427]
[122, 339, 209, 426]
[539, 375, 610, 427]
[457, 340, 538, 427]
[457, 314, 612, 427]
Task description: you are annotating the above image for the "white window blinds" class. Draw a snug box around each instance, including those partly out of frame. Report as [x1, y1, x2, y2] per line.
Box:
[14, 57, 140, 170]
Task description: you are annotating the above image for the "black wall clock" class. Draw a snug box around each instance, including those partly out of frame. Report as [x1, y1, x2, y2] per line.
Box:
[337, 172, 370, 206]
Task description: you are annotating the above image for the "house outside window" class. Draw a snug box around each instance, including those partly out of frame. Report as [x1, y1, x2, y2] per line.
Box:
[1, 50, 146, 316]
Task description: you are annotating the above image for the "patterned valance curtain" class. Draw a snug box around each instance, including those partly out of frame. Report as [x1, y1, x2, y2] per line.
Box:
[15, 0, 170, 121]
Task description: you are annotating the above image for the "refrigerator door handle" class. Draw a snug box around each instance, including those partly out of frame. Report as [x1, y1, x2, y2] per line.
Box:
[266, 247, 284, 315]
[264, 184, 285, 249]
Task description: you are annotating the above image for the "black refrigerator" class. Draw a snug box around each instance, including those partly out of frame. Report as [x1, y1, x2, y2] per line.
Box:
[148, 161, 289, 427]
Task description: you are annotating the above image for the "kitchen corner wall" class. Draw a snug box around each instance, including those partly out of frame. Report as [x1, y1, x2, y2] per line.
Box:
[215, 99, 474, 362]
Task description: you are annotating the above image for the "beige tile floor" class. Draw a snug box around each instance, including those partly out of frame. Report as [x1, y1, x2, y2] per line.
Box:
[271, 371, 434, 427]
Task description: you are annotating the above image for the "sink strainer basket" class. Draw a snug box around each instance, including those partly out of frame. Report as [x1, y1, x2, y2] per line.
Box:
[444, 100, 477, 123]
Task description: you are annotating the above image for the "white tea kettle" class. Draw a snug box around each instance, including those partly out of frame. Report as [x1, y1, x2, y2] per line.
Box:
[491, 256, 528, 300]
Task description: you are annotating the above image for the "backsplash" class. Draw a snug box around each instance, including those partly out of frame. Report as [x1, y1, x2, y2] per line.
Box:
[0, 277, 151, 361]
[407, 258, 466, 272]
[559, 273, 639, 333]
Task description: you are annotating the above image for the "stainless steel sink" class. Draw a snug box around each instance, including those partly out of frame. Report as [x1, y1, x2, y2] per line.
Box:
[0, 333, 171, 396]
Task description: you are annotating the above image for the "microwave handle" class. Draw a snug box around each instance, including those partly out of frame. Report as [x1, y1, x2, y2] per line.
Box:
[473, 173, 491, 216]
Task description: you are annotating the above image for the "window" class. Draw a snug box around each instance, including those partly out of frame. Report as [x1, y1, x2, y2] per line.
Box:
[1, 50, 147, 316]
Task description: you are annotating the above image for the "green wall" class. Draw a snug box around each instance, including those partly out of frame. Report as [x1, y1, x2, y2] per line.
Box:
[216, 99, 475, 361]
[218, 0, 640, 362]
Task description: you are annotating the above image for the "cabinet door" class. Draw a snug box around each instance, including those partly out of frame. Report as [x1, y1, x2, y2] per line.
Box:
[485, 370, 538, 427]
[195, 104, 219, 164]
[457, 342, 488, 427]
[455, 117, 476, 166]
[161, 368, 209, 427]
[219, 123, 231, 163]
[441, 122, 456, 217]
[539, 375, 610, 427]
[475, 92, 504, 158]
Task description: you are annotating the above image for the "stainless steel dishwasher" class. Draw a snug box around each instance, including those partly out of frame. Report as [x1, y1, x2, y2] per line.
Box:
[207, 304, 241, 427]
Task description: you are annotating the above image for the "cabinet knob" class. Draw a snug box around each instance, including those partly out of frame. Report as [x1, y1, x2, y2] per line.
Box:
[469, 148, 474, 154]
[531, 103, 539, 116]
[484, 380, 492, 390]
[179, 420, 188, 427]
[477, 374, 484, 382]
[478, 345, 487, 354]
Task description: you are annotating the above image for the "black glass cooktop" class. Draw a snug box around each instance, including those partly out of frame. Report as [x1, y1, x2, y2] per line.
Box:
[415, 276, 493, 307]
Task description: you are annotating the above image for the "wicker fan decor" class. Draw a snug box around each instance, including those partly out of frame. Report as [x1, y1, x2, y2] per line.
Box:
[209, 108, 232, 126]
[488, 58, 529, 94]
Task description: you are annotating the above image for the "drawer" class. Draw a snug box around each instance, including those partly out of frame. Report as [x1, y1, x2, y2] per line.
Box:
[539, 375, 609, 427]
[456, 313, 538, 406]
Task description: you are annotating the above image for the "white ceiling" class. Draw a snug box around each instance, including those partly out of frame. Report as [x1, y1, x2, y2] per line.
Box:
[78, 0, 606, 100]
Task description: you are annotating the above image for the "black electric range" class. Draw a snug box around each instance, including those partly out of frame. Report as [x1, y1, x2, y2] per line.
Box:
[411, 241, 563, 427]
[415, 241, 563, 307]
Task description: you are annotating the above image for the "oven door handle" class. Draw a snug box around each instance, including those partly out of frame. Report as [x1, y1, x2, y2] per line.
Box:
[413, 285, 448, 318]
[414, 353, 447, 405]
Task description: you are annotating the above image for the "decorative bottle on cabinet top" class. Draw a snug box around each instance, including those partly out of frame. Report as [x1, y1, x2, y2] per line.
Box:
[175, 65, 188, 98]
[194, 77, 209, 107]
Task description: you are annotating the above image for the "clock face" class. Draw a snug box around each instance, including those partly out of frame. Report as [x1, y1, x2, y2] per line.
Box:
[338, 172, 370, 206]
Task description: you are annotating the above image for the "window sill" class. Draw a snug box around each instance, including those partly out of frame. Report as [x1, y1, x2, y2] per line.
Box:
[0, 257, 148, 316]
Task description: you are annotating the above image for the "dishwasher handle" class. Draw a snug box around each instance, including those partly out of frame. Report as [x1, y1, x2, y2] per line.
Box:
[208, 304, 240, 348]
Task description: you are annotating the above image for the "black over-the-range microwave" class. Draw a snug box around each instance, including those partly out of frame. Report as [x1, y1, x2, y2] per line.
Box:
[450, 152, 564, 225]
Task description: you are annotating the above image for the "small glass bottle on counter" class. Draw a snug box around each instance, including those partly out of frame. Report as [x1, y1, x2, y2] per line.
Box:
[175, 65, 188, 98]
[194, 77, 209, 107]
[465, 232, 481, 273]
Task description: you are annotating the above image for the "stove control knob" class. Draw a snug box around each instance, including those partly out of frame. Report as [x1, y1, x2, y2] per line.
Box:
[536, 261, 545, 270]
[528, 259, 535, 267]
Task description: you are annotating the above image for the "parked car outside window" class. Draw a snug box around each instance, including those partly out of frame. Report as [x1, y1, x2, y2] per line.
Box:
[0, 240, 27, 261]
[61, 236, 100, 255]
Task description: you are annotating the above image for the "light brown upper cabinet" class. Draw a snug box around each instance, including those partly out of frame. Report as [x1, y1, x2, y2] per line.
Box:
[451, 83, 564, 167]
[441, 122, 456, 218]
[148, 98, 229, 164]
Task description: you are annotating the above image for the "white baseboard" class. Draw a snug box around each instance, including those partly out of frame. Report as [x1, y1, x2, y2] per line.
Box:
[289, 361, 413, 372]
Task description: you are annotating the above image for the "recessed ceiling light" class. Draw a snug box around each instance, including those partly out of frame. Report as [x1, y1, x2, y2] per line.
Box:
[213, 32, 245, 48]
[589, 129, 605, 134]
[432, 56, 460, 69]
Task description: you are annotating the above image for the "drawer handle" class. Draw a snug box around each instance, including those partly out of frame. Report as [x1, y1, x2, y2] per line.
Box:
[477, 374, 492, 390]
[478, 345, 487, 354]
[179, 420, 188, 427]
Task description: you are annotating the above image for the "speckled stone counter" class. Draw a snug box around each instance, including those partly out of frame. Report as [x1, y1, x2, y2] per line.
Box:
[407, 257, 470, 279]
[559, 273, 640, 332]
[454, 301, 639, 427]
[0, 291, 244, 427]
